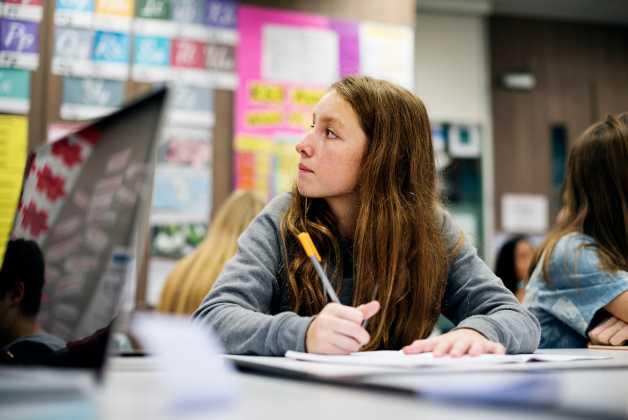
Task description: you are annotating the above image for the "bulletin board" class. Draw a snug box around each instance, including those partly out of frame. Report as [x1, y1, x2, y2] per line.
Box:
[234, 5, 415, 200]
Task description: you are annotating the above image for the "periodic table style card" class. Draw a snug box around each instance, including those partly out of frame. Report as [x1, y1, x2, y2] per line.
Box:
[167, 83, 214, 128]
[52, 26, 94, 77]
[60, 76, 125, 120]
[54, 0, 94, 28]
[133, 0, 177, 37]
[0, 68, 29, 113]
[93, 0, 133, 32]
[90, 30, 130, 80]
[1, 0, 43, 22]
[131, 34, 172, 82]
[0, 17, 39, 69]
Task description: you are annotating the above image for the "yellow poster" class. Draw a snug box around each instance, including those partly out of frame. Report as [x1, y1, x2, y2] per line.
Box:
[234, 135, 274, 199]
[95, 0, 135, 17]
[0, 115, 27, 264]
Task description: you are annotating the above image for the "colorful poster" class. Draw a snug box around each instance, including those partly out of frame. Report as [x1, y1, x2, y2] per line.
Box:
[0, 114, 27, 265]
[131, 35, 171, 82]
[52, 27, 93, 77]
[136, 0, 170, 19]
[173, 0, 207, 40]
[0, 18, 39, 69]
[173, 0, 204, 24]
[133, 0, 176, 37]
[176, 40, 235, 88]
[0, 68, 29, 113]
[151, 164, 210, 224]
[55, 0, 94, 28]
[261, 24, 338, 86]
[171, 38, 205, 69]
[358, 22, 414, 90]
[93, 0, 133, 32]
[61, 76, 125, 120]
[234, 6, 358, 198]
[158, 127, 211, 168]
[203, 0, 238, 44]
[234, 134, 273, 199]
[167, 83, 214, 127]
[205, 0, 236, 28]
[2, 0, 43, 22]
[91, 30, 130, 80]
[205, 41, 234, 72]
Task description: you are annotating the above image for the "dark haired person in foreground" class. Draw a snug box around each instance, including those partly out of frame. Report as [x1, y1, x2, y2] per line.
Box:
[0, 239, 65, 363]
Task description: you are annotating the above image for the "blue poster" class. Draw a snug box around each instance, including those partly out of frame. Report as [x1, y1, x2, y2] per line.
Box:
[0, 68, 30, 113]
[56, 0, 94, 12]
[133, 35, 170, 66]
[92, 31, 129, 63]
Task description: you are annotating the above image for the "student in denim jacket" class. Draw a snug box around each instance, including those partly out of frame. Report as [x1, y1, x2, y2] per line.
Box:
[524, 113, 628, 348]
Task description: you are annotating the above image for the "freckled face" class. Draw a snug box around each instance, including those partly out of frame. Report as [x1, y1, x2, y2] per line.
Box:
[295, 90, 367, 199]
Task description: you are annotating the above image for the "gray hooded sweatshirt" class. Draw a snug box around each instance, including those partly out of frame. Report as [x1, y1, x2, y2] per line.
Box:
[193, 193, 540, 355]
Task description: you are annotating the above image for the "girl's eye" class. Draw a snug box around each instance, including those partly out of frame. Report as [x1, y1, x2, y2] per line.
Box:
[309, 123, 315, 129]
[325, 128, 338, 139]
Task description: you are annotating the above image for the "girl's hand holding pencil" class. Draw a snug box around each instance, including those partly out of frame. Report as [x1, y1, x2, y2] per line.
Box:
[298, 232, 380, 354]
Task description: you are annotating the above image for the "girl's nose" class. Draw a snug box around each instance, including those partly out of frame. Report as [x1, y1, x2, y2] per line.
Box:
[295, 133, 314, 157]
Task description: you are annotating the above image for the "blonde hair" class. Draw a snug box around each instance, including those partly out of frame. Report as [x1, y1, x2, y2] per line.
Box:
[157, 190, 265, 314]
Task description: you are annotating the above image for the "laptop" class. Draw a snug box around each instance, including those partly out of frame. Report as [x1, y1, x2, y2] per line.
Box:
[0, 87, 167, 380]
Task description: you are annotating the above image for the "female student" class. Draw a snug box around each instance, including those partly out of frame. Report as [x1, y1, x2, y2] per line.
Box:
[194, 76, 540, 356]
[495, 235, 535, 302]
[157, 190, 265, 315]
[524, 113, 628, 348]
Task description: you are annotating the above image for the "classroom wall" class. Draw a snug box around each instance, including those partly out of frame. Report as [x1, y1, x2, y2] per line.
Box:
[490, 17, 628, 231]
[211, 0, 418, 213]
[415, 14, 490, 122]
[415, 12, 495, 263]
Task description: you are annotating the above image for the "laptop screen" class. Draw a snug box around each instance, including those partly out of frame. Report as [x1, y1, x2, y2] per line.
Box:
[0, 88, 167, 372]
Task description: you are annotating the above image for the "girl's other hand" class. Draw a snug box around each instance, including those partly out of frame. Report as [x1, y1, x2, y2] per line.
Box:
[402, 328, 505, 357]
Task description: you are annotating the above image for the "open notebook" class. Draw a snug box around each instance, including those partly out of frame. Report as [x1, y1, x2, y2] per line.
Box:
[285, 350, 610, 368]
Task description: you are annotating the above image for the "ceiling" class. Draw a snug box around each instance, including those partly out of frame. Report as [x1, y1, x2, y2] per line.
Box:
[419, 0, 628, 25]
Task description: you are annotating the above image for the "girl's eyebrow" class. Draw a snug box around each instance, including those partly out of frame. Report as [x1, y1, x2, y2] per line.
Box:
[316, 114, 345, 129]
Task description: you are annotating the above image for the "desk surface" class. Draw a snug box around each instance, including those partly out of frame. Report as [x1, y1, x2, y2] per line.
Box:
[100, 349, 628, 420]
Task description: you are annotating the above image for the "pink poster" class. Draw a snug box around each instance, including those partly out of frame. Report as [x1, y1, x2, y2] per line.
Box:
[234, 5, 359, 199]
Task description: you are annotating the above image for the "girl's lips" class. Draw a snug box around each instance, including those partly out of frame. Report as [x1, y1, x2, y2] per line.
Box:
[299, 164, 314, 173]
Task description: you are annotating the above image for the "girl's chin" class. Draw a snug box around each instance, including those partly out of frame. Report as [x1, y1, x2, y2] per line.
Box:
[296, 185, 324, 198]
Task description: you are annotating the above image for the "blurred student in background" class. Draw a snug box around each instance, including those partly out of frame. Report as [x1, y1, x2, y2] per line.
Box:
[495, 235, 535, 302]
[524, 113, 628, 348]
[0, 239, 65, 364]
[157, 190, 265, 315]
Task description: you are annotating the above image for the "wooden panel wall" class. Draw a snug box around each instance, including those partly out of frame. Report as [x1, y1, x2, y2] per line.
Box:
[490, 17, 628, 230]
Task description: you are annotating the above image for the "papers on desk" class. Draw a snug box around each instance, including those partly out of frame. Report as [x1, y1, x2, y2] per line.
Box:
[285, 350, 610, 368]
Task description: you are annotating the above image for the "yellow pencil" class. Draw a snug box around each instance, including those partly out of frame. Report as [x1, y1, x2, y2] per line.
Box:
[297, 232, 340, 303]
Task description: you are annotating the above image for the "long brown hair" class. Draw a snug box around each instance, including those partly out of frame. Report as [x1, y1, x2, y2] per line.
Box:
[158, 190, 265, 314]
[531, 113, 628, 280]
[280, 76, 448, 350]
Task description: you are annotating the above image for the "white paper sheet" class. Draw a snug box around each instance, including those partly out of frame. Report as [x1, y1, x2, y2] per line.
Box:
[285, 350, 609, 368]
